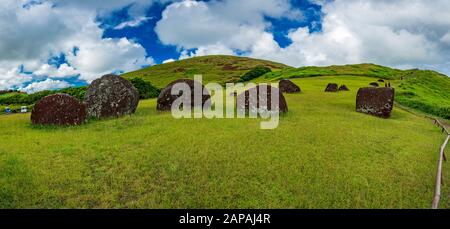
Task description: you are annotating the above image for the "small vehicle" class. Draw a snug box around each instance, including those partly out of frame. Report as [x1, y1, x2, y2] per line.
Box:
[21, 106, 27, 113]
[5, 107, 11, 114]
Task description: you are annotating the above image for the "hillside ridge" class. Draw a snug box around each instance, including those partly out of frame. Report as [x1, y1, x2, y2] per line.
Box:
[122, 55, 291, 88]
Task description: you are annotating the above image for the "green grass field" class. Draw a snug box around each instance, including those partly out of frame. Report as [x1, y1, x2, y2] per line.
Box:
[1, 75, 448, 208]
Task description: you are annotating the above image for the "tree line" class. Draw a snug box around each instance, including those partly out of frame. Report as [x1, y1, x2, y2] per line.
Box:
[0, 77, 160, 106]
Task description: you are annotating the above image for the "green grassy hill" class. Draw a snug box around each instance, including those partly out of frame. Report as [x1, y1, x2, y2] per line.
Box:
[395, 70, 450, 119]
[124, 57, 450, 119]
[262, 63, 406, 80]
[4, 56, 449, 119]
[122, 55, 290, 88]
[258, 63, 450, 119]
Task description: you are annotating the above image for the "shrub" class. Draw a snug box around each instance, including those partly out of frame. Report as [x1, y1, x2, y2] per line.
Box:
[0, 93, 30, 105]
[0, 90, 17, 95]
[0, 87, 86, 105]
[395, 97, 450, 119]
[129, 78, 160, 99]
[58, 86, 87, 101]
[239, 66, 272, 82]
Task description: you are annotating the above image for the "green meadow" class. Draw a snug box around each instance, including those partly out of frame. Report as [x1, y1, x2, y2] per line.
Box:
[1, 75, 448, 208]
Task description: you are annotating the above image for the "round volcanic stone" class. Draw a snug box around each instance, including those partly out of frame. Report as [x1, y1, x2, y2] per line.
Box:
[279, 79, 301, 93]
[236, 85, 288, 114]
[338, 84, 350, 91]
[356, 87, 395, 118]
[31, 93, 86, 126]
[325, 83, 339, 92]
[157, 79, 211, 111]
[84, 74, 139, 118]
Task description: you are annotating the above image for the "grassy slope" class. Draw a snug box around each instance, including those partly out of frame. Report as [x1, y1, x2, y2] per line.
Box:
[394, 71, 450, 119]
[124, 56, 449, 119]
[0, 76, 448, 208]
[263, 63, 406, 80]
[121, 55, 290, 88]
[259, 64, 450, 119]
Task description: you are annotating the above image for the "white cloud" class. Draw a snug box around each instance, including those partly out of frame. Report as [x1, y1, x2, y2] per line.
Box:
[53, 0, 160, 19]
[162, 58, 176, 64]
[155, 0, 301, 52]
[20, 79, 72, 94]
[257, 0, 447, 70]
[441, 32, 450, 45]
[114, 16, 153, 30]
[33, 64, 78, 78]
[0, 0, 154, 90]
[0, 67, 32, 90]
[65, 37, 154, 82]
[179, 43, 235, 59]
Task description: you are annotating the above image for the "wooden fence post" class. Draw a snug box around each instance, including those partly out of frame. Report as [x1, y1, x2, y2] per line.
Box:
[432, 135, 450, 209]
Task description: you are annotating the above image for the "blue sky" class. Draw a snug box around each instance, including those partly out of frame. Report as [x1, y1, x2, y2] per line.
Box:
[100, 0, 323, 64]
[1, 0, 450, 93]
[101, 2, 180, 64]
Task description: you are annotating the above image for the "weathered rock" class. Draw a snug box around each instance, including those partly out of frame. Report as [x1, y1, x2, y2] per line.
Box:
[369, 82, 379, 87]
[31, 94, 86, 125]
[279, 79, 301, 93]
[338, 84, 350, 91]
[356, 87, 395, 118]
[325, 83, 339, 92]
[236, 85, 288, 114]
[84, 74, 139, 118]
[157, 79, 211, 111]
